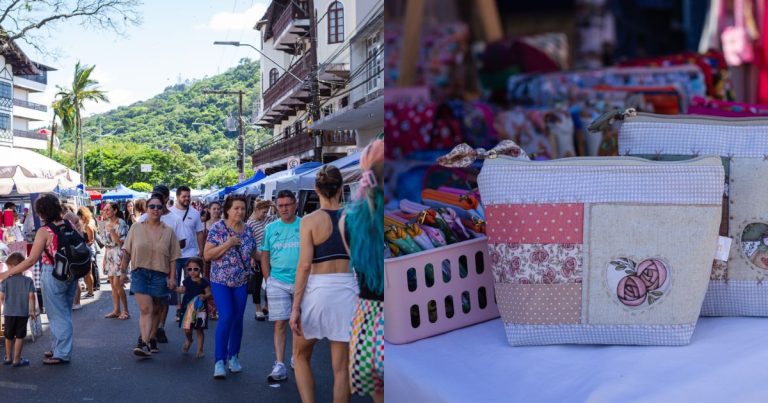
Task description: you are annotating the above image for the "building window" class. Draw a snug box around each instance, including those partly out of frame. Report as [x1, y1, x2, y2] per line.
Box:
[0, 113, 10, 130]
[0, 82, 11, 99]
[328, 2, 344, 44]
[269, 68, 279, 87]
[366, 32, 382, 93]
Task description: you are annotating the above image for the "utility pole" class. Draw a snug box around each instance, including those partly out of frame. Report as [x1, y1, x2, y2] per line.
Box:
[309, 0, 322, 163]
[202, 89, 246, 181]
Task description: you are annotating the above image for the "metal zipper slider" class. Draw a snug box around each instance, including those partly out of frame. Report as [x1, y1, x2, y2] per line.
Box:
[587, 108, 636, 132]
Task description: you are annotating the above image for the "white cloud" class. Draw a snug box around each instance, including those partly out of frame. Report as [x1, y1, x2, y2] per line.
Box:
[196, 3, 267, 31]
[82, 88, 136, 116]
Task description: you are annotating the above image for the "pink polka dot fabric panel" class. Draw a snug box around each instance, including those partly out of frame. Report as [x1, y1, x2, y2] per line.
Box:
[496, 283, 581, 324]
[486, 203, 584, 244]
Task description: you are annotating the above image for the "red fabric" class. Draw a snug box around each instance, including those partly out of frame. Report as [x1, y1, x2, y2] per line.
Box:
[485, 203, 584, 244]
[40, 226, 58, 265]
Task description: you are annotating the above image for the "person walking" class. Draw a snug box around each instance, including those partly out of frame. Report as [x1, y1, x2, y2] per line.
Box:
[204, 195, 259, 379]
[137, 185, 186, 345]
[246, 199, 275, 321]
[341, 139, 384, 403]
[0, 194, 79, 364]
[204, 201, 223, 319]
[1, 252, 36, 367]
[100, 202, 130, 320]
[262, 190, 302, 382]
[63, 212, 85, 311]
[176, 257, 211, 359]
[133, 199, 146, 223]
[290, 165, 357, 403]
[169, 186, 205, 317]
[124, 200, 136, 229]
[77, 207, 97, 299]
[120, 192, 180, 357]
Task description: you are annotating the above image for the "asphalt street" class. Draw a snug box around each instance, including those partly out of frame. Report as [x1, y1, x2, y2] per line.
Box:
[0, 261, 369, 403]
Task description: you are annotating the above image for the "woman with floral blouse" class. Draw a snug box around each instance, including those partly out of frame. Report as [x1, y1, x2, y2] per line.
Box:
[203, 195, 259, 379]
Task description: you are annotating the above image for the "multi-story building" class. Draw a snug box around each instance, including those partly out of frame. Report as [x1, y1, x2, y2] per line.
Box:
[252, 0, 358, 173]
[309, 0, 383, 147]
[0, 39, 54, 151]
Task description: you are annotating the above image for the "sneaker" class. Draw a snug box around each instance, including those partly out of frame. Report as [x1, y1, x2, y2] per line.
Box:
[72, 304, 82, 310]
[156, 328, 168, 343]
[136, 335, 143, 349]
[255, 311, 265, 321]
[291, 356, 295, 370]
[149, 339, 159, 353]
[133, 342, 151, 357]
[228, 356, 242, 373]
[267, 362, 287, 382]
[214, 360, 226, 379]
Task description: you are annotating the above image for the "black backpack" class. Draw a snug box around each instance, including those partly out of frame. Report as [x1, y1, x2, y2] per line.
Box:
[44, 221, 93, 282]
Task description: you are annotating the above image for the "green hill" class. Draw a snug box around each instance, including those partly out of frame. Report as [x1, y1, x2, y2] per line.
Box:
[54, 58, 270, 188]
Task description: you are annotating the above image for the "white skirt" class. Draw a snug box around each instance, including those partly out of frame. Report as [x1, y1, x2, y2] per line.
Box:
[300, 273, 359, 342]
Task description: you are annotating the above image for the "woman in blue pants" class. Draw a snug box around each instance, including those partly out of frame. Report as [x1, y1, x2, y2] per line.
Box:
[203, 194, 258, 379]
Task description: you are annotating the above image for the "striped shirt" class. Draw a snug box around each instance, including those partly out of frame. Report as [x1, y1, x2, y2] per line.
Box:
[247, 215, 277, 249]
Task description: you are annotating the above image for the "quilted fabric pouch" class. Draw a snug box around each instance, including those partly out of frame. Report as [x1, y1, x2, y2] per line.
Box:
[618, 109, 768, 316]
[443, 141, 724, 345]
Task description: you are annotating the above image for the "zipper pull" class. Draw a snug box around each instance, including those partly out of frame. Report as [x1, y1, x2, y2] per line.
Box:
[587, 108, 636, 132]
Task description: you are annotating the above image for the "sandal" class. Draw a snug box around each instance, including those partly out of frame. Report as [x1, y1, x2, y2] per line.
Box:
[118, 312, 130, 320]
[42, 357, 69, 365]
[105, 312, 120, 319]
[12, 358, 29, 367]
[43, 351, 53, 358]
[3, 357, 11, 365]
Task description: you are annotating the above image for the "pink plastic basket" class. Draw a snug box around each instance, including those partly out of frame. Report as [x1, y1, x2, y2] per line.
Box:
[384, 237, 499, 344]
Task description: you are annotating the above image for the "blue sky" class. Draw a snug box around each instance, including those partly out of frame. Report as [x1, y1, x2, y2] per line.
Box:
[25, 0, 268, 120]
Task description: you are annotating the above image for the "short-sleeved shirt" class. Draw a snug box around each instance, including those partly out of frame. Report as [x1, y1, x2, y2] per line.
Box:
[206, 221, 257, 287]
[170, 205, 205, 258]
[0, 275, 35, 316]
[260, 217, 301, 285]
[247, 215, 277, 248]
[122, 222, 181, 274]
[181, 277, 210, 308]
[98, 218, 128, 248]
[138, 212, 186, 245]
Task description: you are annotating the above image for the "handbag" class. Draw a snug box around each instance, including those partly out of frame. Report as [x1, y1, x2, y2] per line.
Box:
[441, 140, 724, 346]
[617, 108, 768, 317]
[29, 315, 43, 341]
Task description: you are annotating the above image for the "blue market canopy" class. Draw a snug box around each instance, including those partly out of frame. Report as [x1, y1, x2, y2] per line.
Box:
[102, 184, 149, 200]
[276, 152, 361, 193]
[235, 162, 322, 198]
[203, 170, 267, 202]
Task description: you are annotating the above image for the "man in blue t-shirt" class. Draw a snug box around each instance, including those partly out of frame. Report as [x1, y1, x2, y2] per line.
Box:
[261, 190, 301, 382]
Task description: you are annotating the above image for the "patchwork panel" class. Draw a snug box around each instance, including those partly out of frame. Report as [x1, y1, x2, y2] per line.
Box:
[479, 164, 724, 205]
[488, 243, 582, 284]
[727, 157, 768, 282]
[496, 283, 581, 324]
[485, 204, 583, 244]
[586, 204, 721, 325]
[503, 322, 696, 346]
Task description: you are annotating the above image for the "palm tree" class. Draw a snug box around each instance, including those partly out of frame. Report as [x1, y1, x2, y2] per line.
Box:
[51, 98, 75, 157]
[55, 61, 108, 179]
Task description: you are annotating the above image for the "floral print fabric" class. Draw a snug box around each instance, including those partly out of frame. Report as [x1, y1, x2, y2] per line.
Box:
[488, 243, 582, 284]
[99, 218, 128, 276]
[206, 220, 257, 288]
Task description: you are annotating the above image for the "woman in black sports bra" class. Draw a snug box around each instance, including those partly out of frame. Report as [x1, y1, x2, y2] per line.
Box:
[290, 164, 358, 403]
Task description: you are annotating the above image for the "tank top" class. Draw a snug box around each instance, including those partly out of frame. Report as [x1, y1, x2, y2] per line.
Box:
[41, 225, 59, 265]
[312, 209, 350, 264]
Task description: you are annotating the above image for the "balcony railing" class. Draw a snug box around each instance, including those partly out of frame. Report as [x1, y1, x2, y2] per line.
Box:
[273, 2, 309, 42]
[16, 72, 47, 85]
[262, 52, 313, 111]
[251, 129, 356, 166]
[13, 129, 47, 139]
[13, 98, 48, 112]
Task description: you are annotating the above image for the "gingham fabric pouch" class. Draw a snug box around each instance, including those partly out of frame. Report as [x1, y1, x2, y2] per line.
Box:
[441, 142, 724, 345]
[617, 109, 768, 316]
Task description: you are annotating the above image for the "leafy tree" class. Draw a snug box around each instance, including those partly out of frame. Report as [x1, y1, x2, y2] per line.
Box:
[198, 167, 239, 189]
[0, 0, 141, 54]
[129, 182, 152, 192]
[56, 62, 109, 180]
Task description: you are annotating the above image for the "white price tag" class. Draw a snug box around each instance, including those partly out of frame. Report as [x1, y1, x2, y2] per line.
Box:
[715, 236, 732, 262]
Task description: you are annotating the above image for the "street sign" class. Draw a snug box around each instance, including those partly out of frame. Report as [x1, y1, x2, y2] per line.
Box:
[287, 157, 300, 169]
[140, 164, 152, 172]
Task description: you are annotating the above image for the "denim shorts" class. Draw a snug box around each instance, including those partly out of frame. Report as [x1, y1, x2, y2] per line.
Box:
[130, 268, 170, 304]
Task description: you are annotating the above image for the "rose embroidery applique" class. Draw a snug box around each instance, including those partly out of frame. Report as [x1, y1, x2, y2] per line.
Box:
[608, 257, 670, 307]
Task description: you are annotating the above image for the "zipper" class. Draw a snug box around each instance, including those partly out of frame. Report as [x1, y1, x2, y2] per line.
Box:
[490, 153, 721, 167]
[590, 108, 768, 132]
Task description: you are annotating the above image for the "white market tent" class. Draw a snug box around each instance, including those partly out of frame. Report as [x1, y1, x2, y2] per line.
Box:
[0, 146, 81, 195]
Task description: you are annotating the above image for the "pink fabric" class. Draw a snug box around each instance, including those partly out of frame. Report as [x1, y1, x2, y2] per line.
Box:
[496, 283, 581, 324]
[688, 96, 768, 116]
[485, 203, 584, 244]
[40, 226, 57, 265]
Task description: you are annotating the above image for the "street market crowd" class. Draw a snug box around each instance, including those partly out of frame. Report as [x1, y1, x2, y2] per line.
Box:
[0, 139, 384, 403]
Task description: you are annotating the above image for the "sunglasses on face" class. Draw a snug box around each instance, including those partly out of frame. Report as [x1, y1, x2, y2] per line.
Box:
[187, 267, 201, 272]
[147, 204, 163, 210]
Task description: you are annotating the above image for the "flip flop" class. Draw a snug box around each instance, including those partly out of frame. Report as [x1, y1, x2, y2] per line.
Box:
[118, 313, 130, 320]
[42, 357, 69, 365]
[3, 357, 11, 365]
[43, 351, 53, 358]
[12, 358, 29, 367]
[105, 312, 120, 319]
